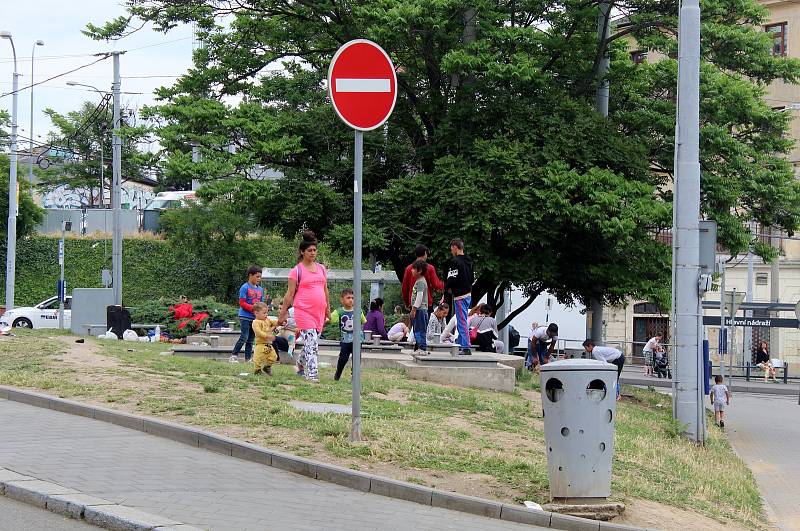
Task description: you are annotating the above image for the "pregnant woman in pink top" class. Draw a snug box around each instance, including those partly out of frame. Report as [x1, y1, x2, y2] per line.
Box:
[279, 231, 330, 382]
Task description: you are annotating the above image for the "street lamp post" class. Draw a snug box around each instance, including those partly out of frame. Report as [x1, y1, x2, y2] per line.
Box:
[66, 81, 106, 207]
[28, 39, 44, 189]
[2, 31, 20, 311]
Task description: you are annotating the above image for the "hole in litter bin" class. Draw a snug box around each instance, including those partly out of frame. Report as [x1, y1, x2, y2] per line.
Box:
[599, 442, 606, 452]
[561, 427, 569, 437]
[581, 454, 586, 459]
[579, 429, 584, 435]
[545, 378, 564, 402]
[558, 466, 563, 471]
[549, 447, 552, 452]
[586, 379, 607, 401]
[606, 409, 613, 423]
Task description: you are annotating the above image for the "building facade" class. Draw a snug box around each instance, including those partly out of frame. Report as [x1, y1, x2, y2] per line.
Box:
[606, 1, 800, 367]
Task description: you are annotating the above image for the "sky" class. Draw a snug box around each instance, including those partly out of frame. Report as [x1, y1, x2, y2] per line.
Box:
[0, 0, 194, 147]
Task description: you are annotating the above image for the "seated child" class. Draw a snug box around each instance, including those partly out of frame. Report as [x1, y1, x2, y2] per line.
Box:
[426, 303, 451, 345]
[387, 316, 410, 342]
[252, 302, 278, 375]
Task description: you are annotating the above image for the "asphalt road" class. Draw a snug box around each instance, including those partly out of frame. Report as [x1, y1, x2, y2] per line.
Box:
[724, 392, 800, 531]
[0, 494, 97, 530]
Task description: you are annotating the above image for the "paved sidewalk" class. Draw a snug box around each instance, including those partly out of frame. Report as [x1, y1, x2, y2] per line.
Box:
[0, 398, 539, 531]
[724, 393, 800, 531]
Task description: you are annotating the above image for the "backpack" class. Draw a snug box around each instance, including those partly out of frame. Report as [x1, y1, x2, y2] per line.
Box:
[469, 316, 486, 343]
[508, 325, 520, 350]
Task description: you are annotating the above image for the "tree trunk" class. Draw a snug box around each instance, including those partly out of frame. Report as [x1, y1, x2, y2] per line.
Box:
[470, 271, 495, 306]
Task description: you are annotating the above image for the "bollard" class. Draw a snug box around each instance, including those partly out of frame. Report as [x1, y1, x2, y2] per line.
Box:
[540, 359, 618, 500]
[209, 335, 219, 348]
[746, 362, 750, 382]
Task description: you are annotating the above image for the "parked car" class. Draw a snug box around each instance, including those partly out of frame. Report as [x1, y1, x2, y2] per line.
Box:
[0, 296, 72, 329]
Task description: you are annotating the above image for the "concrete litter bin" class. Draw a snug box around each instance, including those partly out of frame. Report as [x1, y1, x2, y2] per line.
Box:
[540, 359, 618, 500]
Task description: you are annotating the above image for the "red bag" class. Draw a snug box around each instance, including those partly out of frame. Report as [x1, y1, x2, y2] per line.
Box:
[170, 303, 193, 319]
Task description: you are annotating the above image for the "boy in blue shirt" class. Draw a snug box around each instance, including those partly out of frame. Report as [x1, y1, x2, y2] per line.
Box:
[331, 288, 366, 381]
[229, 265, 265, 363]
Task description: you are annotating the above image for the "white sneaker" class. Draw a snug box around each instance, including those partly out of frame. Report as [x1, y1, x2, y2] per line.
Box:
[228, 355, 239, 363]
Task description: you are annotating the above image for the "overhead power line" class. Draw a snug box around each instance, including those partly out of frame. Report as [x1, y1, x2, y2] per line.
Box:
[0, 54, 112, 99]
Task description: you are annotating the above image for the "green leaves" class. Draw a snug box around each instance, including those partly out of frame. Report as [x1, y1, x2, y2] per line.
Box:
[85, 0, 800, 310]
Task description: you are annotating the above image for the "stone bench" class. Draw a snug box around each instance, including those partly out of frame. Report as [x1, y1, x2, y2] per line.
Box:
[398, 354, 516, 393]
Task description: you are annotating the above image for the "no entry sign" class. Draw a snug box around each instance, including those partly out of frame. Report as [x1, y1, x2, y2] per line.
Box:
[328, 39, 397, 131]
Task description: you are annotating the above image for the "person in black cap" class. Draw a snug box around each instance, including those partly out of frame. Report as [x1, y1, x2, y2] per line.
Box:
[528, 323, 558, 372]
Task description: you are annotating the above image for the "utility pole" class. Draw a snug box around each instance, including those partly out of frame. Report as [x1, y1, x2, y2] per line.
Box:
[28, 39, 44, 188]
[111, 52, 124, 306]
[719, 260, 727, 385]
[2, 31, 19, 311]
[591, 0, 612, 343]
[743, 223, 754, 366]
[770, 227, 780, 357]
[672, 0, 705, 443]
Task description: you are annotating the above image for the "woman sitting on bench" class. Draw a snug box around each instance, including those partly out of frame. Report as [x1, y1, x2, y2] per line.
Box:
[755, 341, 778, 383]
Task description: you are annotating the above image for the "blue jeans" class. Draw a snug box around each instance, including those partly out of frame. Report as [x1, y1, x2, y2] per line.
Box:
[413, 308, 429, 350]
[525, 339, 549, 368]
[231, 318, 255, 361]
[453, 297, 471, 350]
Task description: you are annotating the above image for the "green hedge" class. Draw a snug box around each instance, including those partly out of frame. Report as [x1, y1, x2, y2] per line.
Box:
[0, 234, 351, 307]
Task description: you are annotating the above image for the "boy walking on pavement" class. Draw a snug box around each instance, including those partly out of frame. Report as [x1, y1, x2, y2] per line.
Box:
[230, 265, 265, 363]
[331, 288, 367, 381]
[252, 302, 278, 375]
[445, 239, 474, 355]
[710, 375, 731, 427]
[409, 260, 430, 354]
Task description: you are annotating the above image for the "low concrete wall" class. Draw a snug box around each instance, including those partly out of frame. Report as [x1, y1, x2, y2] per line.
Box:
[398, 361, 516, 393]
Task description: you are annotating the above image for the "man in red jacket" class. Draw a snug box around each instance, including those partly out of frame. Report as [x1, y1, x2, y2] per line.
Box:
[401, 244, 444, 310]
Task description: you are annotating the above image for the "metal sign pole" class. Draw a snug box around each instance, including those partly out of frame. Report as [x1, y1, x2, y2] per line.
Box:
[58, 222, 65, 330]
[351, 130, 363, 442]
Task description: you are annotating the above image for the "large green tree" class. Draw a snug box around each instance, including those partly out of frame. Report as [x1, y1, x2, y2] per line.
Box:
[87, 0, 800, 316]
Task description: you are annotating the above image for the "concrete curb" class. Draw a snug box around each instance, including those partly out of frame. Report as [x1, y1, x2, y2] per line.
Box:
[0, 467, 203, 531]
[0, 385, 648, 531]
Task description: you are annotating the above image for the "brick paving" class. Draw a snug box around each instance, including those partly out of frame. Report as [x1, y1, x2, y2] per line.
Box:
[0, 398, 539, 531]
[724, 393, 800, 531]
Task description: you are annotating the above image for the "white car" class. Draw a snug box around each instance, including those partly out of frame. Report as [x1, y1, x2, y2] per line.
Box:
[0, 296, 72, 329]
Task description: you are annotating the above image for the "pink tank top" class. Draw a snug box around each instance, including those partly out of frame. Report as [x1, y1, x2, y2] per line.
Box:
[289, 263, 328, 332]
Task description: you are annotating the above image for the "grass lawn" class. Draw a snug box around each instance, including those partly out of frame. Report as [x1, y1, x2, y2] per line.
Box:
[0, 330, 764, 528]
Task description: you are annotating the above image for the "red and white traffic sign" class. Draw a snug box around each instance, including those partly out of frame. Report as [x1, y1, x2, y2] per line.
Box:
[328, 39, 397, 131]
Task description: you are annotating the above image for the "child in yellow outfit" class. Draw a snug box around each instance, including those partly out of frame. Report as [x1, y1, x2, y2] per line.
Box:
[252, 302, 278, 375]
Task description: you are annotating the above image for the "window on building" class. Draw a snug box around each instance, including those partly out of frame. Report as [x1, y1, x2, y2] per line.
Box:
[766, 22, 787, 56]
[633, 302, 664, 315]
[630, 50, 647, 64]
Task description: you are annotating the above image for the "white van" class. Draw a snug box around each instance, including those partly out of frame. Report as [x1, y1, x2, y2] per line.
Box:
[143, 191, 197, 231]
[144, 191, 197, 211]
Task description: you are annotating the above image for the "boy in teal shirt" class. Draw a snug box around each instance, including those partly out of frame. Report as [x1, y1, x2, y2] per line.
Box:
[330, 288, 366, 381]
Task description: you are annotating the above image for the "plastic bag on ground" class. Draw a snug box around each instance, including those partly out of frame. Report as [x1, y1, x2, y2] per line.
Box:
[97, 328, 118, 340]
[122, 329, 139, 342]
